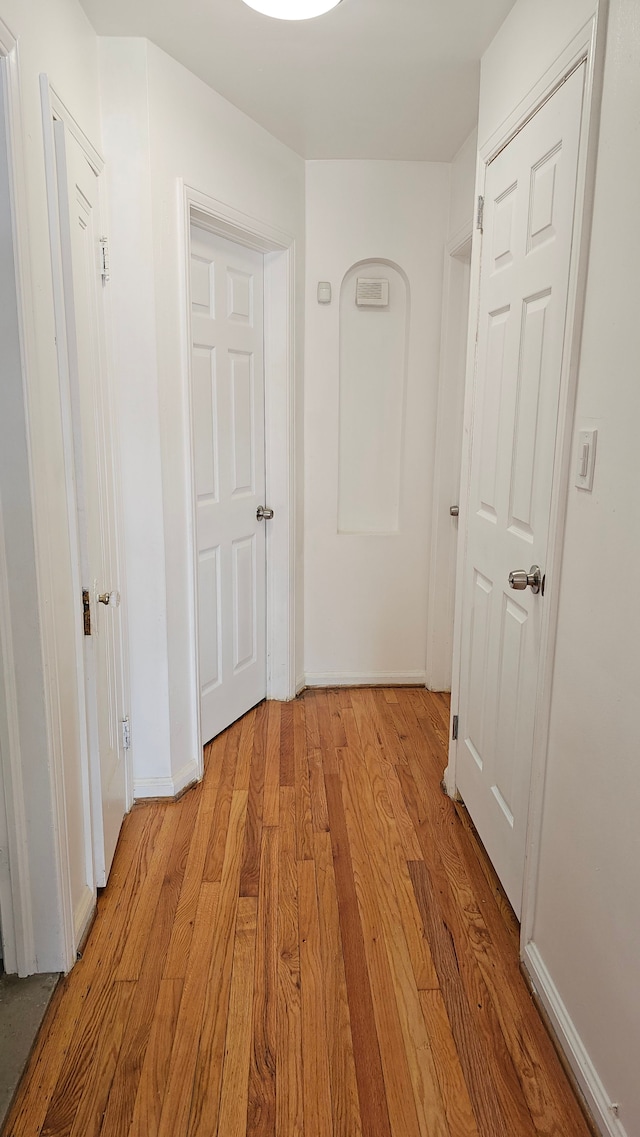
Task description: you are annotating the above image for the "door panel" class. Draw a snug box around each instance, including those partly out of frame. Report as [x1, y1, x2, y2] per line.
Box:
[56, 125, 127, 886]
[191, 229, 266, 744]
[456, 65, 585, 916]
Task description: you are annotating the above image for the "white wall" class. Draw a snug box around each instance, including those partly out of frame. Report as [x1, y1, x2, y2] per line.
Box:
[304, 161, 450, 684]
[529, 2, 640, 1133]
[99, 39, 306, 793]
[0, 0, 103, 970]
[448, 128, 477, 242]
[479, 0, 596, 145]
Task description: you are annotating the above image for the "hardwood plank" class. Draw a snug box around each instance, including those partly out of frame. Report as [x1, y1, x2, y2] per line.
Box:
[188, 790, 250, 1137]
[298, 858, 333, 1137]
[321, 737, 393, 1137]
[99, 795, 202, 1137]
[247, 827, 278, 1137]
[203, 721, 242, 882]
[313, 829, 363, 1137]
[277, 787, 304, 1137]
[279, 701, 294, 788]
[240, 701, 268, 896]
[307, 747, 330, 832]
[218, 897, 259, 1137]
[67, 981, 137, 1137]
[325, 689, 348, 748]
[163, 753, 226, 979]
[408, 856, 535, 1137]
[304, 692, 321, 752]
[128, 979, 184, 1137]
[293, 699, 313, 862]
[117, 800, 188, 981]
[155, 882, 221, 1137]
[338, 723, 447, 1137]
[235, 707, 257, 792]
[347, 694, 438, 992]
[419, 989, 480, 1137]
[263, 702, 281, 827]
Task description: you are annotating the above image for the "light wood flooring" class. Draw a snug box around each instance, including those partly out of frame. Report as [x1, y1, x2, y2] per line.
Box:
[4, 688, 593, 1137]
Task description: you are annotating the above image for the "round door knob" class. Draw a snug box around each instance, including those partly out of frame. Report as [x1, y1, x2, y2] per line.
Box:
[98, 590, 120, 608]
[508, 566, 542, 594]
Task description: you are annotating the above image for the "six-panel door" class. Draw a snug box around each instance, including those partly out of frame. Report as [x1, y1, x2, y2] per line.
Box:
[190, 229, 267, 744]
[456, 65, 586, 916]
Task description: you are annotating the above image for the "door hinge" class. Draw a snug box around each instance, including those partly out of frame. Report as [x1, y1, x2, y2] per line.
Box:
[121, 717, 131, 751]
[476, 195, 484, 233]
[82, 589, 91, 636]
[100, 236, 110, 284]
[452, 714, 459, 741]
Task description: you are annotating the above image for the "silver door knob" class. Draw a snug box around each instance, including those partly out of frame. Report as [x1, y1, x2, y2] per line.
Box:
[508, 566, 542, 594]
[98, 590, 120, 607]
[450, 505, 459, 517]
[256, 507, 274, 521]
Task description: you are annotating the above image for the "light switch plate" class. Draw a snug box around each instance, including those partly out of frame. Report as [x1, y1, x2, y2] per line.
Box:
[575, 429, 597, 491]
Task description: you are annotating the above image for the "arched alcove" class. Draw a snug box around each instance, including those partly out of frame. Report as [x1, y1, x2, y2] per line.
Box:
[338, 259, 410, 533]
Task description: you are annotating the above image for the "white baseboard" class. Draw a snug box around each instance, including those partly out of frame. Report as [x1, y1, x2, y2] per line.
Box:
[524, 942, 628, 1137]
[295, 674, 306, 695]
[73, 884, 95, 950]
[134, 758, 200, 801]
[304, 670, 427, 688]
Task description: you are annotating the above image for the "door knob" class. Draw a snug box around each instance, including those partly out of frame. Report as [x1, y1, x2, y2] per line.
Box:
[98, 590, 120, 607]
[256, 507, 274, 521]
[450, 505, 459, 517]
[508, 566, 542, 594]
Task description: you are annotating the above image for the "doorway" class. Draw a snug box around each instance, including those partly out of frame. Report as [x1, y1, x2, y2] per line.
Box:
[427, 232, 472, 692]
[183, 189, 297, 768]
[189, 227, 268, 742]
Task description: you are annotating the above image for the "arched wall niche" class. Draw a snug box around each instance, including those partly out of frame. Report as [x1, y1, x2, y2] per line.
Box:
[338, 258, 410, 534]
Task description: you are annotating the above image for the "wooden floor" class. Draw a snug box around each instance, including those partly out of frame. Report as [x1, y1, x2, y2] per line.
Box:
[4, 689, 592, 1137]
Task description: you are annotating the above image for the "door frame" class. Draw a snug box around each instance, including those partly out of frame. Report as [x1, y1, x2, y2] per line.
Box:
[426, 222, 472, 692]
[446, 11, 606, 946]
[181, 184, 297, 776]
[0, 21, 53, 976]
[40, 75, 133, 935]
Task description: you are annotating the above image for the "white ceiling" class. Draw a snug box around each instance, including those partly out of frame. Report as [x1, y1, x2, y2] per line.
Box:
[79, 0, 516, 161]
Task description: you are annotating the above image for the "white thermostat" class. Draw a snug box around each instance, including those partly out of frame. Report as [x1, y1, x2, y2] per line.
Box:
[317, 281, 332, 304]
[356, 278, 389, 307]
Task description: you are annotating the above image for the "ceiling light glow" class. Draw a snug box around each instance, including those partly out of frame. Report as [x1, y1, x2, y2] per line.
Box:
[242, 0, 342, 20]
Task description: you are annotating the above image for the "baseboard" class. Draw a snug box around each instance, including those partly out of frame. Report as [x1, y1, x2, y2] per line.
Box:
[304, 670, 427, 688]
[73, 884, 96, 951]
[133, 758, 200, 801]
[295, 674, 306, 696]
[523, 942, 628, 1137]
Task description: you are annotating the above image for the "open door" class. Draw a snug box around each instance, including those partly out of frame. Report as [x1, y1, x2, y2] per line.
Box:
[54, 122, 129, 886]
[451, 64, 586, 917]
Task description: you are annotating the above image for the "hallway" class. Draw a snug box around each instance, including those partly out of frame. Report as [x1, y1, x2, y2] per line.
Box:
[4, 689, 592, 1137]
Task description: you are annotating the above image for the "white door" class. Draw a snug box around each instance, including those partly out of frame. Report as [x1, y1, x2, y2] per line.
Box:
[56, 124, 128, 886]
[455, 65, 585, 916]
[190, 228, 267, 744]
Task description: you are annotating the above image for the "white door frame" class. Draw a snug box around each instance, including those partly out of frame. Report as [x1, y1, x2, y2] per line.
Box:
[446, 12, 606, 948]
[181, 185, 297, 776]
[426, 222, 472, 692]
[0, 22, 52, 975]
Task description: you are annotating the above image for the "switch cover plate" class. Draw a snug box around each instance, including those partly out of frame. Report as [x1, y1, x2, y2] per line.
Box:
[575, 429, 597, 491]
